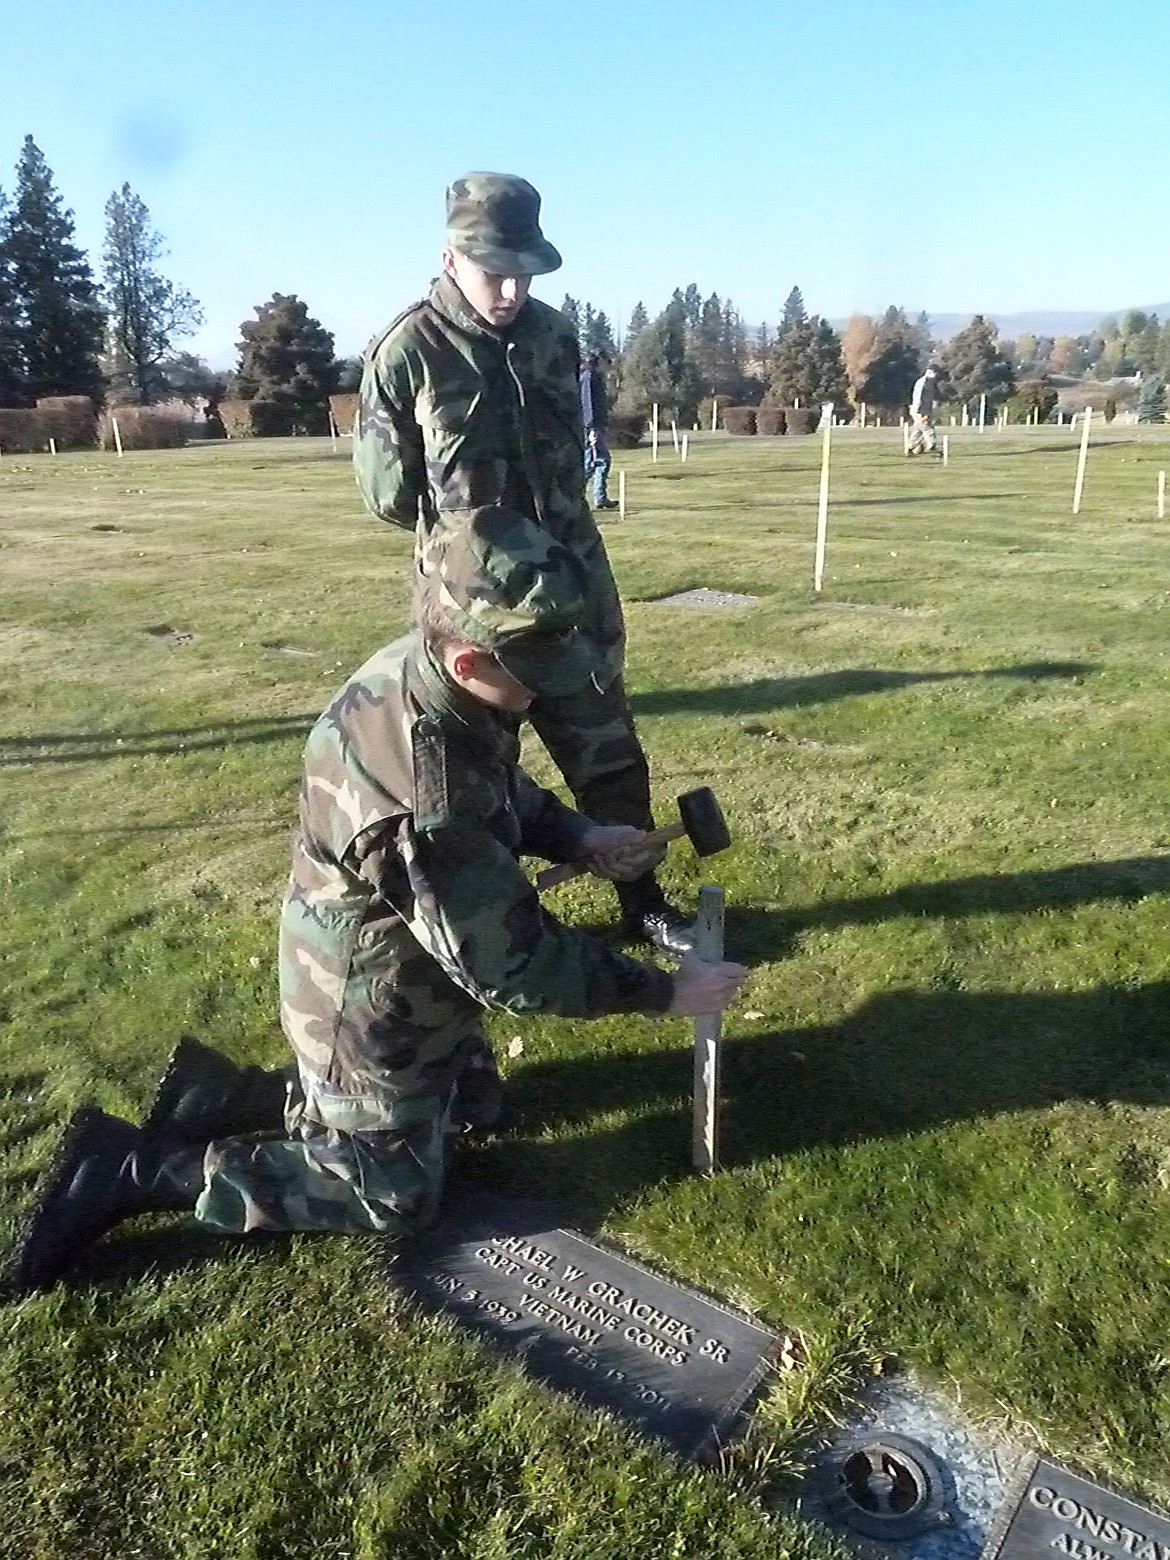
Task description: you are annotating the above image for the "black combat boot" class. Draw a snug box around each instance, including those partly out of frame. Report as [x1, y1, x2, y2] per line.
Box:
[616, 874, 697, 957]
[453, 1050, 506, 1132]
[11, 1107, 205, 1295]
[142, 1036, 289, 1143]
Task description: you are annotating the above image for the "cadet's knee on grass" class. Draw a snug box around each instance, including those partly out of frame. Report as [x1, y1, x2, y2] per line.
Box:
[194, 1112, 455, 1236]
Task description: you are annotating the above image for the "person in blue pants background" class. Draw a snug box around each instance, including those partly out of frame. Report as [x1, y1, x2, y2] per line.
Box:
[580, 350, 618, 510]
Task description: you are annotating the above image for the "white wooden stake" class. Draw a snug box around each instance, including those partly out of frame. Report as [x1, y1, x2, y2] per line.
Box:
[618, 469, 626, 518]
[328, 409, 338, 452]
[691, 884, 724, 1176]
[962, 405, 969, 427]
[48, 437, 57, 455]
[942, 434, 949, 465]
[1158, 470, 1165, 520]
[710, 397, 718, 432]
[901, 419, 910, 455]
[651, 402, 659, 463]
[670, 419, 679, 451]
[950, 414, 956, 426]
[112, 416, 124, 457]
[979, 393, 986, 430]
[814, 412, 832, 592]
[681, 433, 689, 463]
[1072, 405, 1093, 514]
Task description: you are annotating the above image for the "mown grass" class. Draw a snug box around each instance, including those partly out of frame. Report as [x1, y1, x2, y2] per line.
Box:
[2, 426, 1169, 1557]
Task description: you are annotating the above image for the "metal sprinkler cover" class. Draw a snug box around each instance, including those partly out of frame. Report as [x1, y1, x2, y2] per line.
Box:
[819, 1433, 951, 1542]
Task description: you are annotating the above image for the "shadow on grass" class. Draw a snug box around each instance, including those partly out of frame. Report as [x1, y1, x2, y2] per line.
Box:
[722, 853, 1170, 961]
[0, 715, 316, 767]
[630, 660, 1092, 718]
[487, 977, 1170, 1225]
[26, 970, 1170, 1287]
[833, 491, 1026, 506]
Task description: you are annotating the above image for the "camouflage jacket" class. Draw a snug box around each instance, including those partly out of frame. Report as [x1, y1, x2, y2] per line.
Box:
[280, 633, 673, 1126]
[354, 276, 625, 685]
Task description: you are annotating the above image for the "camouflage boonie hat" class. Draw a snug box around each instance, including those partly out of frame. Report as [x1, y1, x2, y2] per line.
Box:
[445, 172, 562, 277]
[431, 508, 593, 696]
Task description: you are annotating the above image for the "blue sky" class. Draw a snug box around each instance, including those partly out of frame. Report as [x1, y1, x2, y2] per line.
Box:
[2, 0, 1167, 366]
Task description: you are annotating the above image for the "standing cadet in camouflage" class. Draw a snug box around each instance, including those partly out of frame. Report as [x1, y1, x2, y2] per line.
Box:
[353, 171, 696, 956]
[12, 512, 747, 1294]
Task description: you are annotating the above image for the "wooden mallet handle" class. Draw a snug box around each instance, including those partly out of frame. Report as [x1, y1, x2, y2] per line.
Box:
[534, 819, 685, 893]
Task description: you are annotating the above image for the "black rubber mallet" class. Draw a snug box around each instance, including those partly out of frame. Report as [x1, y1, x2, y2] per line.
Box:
[535, 785, 730, 892]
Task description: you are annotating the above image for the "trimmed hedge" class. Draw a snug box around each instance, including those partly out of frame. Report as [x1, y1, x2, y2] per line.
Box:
[218, 398, 328, 437]
[329, 393, 359, 435]
[0, 409, 47, 453]
[607, 411, 644, 448]
[784, 406, 817, 435]
[755, 407, 785, 436]
[722, 406, 757, 435]
[100, 408, 188, 450]
[37, 396, 97, 450]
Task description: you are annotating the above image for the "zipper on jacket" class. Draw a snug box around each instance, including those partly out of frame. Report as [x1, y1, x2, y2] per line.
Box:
[505, 340, 547, 526]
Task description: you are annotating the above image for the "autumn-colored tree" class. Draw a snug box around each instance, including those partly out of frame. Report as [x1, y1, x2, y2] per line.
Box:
[841, 313, 877, 402]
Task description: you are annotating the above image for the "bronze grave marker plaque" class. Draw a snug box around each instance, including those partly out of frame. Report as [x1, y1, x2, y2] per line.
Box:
[389, 1191, 781, 1460]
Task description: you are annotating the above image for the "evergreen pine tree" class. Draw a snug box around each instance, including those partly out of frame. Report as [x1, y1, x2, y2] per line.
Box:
[235, 293, 338, 435]
[767, 316, 847, 408]
[0, 186, 24, 405]
[937, 315, 1015, 412]
[1137, 373, 1166, 423]
[694, 293, 724, 393]
[615, 305, 702, 420]
[780, 286, 807, 334]
[583, 309, 617, 358]
[560, 294, 581, 342]
[7, 137, 104, 402]
[624, 300, 648, 348]
[102, 183, 203, 404]
[859, 306, 923, 409]
[681, 282, 702, 328]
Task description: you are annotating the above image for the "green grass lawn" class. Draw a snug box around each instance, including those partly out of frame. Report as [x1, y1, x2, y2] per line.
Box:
[2, 426, 1169, 1558]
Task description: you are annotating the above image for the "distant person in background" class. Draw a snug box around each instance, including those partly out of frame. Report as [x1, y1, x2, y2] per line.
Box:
[907, 364, 942, 456]
[203, 399, 226, 440]
[580, 350, 618, 510]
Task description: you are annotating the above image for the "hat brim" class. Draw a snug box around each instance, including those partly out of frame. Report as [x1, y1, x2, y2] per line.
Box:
[452, 237, 563, 277]
[495, 630, 594, 698]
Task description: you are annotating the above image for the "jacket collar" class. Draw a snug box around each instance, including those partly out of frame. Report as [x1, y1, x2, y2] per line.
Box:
[429, 273, 533, 345]
[405, 635, 518, 764]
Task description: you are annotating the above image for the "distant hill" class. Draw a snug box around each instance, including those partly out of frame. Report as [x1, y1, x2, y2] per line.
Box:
[829, 304, 1170, 342]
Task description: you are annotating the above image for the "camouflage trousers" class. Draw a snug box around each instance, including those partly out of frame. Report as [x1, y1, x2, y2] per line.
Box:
[188, 1033, 499, 1236]
[528, 673, 654, 832]
[907, 413, 937, 454]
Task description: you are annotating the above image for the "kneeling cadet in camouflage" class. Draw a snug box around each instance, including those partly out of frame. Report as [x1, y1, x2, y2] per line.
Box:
[12, 513, 746, 1295]
[353, 171, 697, 957]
